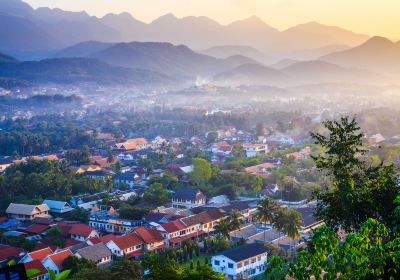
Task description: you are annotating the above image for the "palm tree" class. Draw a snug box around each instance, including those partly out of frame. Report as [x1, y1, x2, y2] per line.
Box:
[254, 197, 280, 244]
[227, 210, 243, 232]
[280, 208, 303, 260]
[214, 219, 230, 239]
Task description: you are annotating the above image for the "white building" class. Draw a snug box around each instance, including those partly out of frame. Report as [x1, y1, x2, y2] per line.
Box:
[242, 143, 268, 158]
[212, 243, 268, 280]
[171, 188, 206, 209]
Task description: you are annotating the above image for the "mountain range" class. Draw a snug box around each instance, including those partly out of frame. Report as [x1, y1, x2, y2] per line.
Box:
[320, 36, 400, 74]
[0, 0, 369, 61]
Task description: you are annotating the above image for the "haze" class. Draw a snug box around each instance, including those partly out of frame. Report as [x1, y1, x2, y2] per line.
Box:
[25, 0, 400, 39]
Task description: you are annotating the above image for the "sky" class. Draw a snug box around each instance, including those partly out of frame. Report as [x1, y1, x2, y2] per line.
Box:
[24, 0, 400, 39]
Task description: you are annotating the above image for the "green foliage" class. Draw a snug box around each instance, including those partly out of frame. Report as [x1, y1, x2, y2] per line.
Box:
[311, 116, 400, 231]
[190, 158, 212, 186]
[119, 203, 149, 220]
[110, 259, 142, 280]
[142, 252, 224, 280]
[62, 255, 96, 275]
[0, 159, 109, 213]
[206, 131, 218, 144]
[267, 219, 400, 280]
[144, 182, 170, 205]
[64, 207, 89, 223]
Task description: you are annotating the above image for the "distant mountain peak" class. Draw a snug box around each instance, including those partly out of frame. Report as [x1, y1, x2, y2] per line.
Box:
[362, 36, 394, 46]
[152, 13, 178, 23]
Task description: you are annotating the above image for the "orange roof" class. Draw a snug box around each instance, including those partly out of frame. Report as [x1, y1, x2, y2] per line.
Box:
[68, 224, 96, 237]
[134, 227, 163, 244]
[161, 220, 186, 233]
[24, 260, 47, 277]
[111, 233, 143, 250]
[28, 247, 53, 262]
[48, 250, 72, 270]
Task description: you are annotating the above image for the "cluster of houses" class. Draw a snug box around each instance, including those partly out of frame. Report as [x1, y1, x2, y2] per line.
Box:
[0, 185, 322, 279]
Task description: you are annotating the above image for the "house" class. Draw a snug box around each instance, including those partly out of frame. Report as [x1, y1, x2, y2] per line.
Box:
[89, 210, 143, 234]
[106, 233, 144, 259]
[211, 243, 268, 279]
[20, 247, 53, 263]
[69, 192, 108, 209]
[68, 224, 99, 241]
[211, 141, 232, 155]
[134, 226, 165, 251]
[0, 245, 24, 265]
[180, 209, 225, 235]
[73, 165, 102, 174]
[23, 260, 48, 280]
[85, 170, 113, 181]
[75, 243, 113, 266]
[117, 153, 135, 161]
[41, 250, 72, 275]
[25, 224, 50, 235]
[157, 220, 188, 247]
[6, 203, 50, 220]
[244, 162, 276, 177]
[0, 157, 13, 172]
[42, 200, 73, 214]
[242, 143, 268, 158]
[114, 172, 137, 188]
[114, 138, 148, 151]
[172, 189, 206, 209]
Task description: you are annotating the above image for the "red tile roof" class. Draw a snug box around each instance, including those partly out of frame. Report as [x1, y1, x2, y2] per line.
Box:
[134, 226, 163, 244]
[161, 220, 186, 233]
[0, 246, 23, 261]
[100, 234, 117, 243]
[25, 224, 50, 234]
[24, 260, 47, 277]
[111, 233, 143, 250]
[64, 239, 82, 248]
[28, 247, 53, 262]
[48, 250, 72, 270]
[88, 237, 101, 244]
[68, 224, 96, 237]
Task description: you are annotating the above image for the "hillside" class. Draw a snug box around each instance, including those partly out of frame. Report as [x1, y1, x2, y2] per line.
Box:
[281, 60, 384, 84]
[320, 36, 400, 73]
[213, 63, 290, 86]
[0, 57, 174, 86]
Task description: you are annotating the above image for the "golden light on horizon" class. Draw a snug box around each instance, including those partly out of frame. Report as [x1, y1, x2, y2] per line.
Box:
[24, 0, 400, 40]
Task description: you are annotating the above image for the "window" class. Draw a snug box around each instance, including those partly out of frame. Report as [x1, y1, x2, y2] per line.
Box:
[237, 263, 242, 268]
[244, 261, 249, 266]
[214, 260, 220, 266]
[258, 256, 261, 261]
[251, 258, 256, 263]
[228, 263, 233, 269]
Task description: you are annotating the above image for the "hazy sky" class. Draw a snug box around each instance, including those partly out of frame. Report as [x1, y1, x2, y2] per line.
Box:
[24, 0, 400, 39]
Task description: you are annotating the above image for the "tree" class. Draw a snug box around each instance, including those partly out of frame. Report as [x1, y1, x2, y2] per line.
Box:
[214, 219, 231, 239]
[255, 122, 266, 137]
[144, 182, 169, 205]
[311, 116, 400, 231]
[119, 203, 149, 220]
[254, 197, 280, 244]
[267, 218, 400, 280]
[62, 256, 95, 274]
[277, 208, 303, 260]
[190, 158, 212, 186]
[110, 259, 142, 280]
[251, 175, 263, 193]
[227, 210, 243, 232]
[206, 132, 218, 144]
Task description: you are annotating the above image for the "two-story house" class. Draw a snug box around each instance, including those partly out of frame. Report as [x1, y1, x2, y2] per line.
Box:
[172, 189, 206, 209]
[212, 243, 268, 280]
[106, 233, 144, 259]
[157, 220, 188, 247]
[6, 203, 50, 220]
[68, 224, 99, 241]
[242, 143, 268, 158]
[134, 226, 165, 251]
